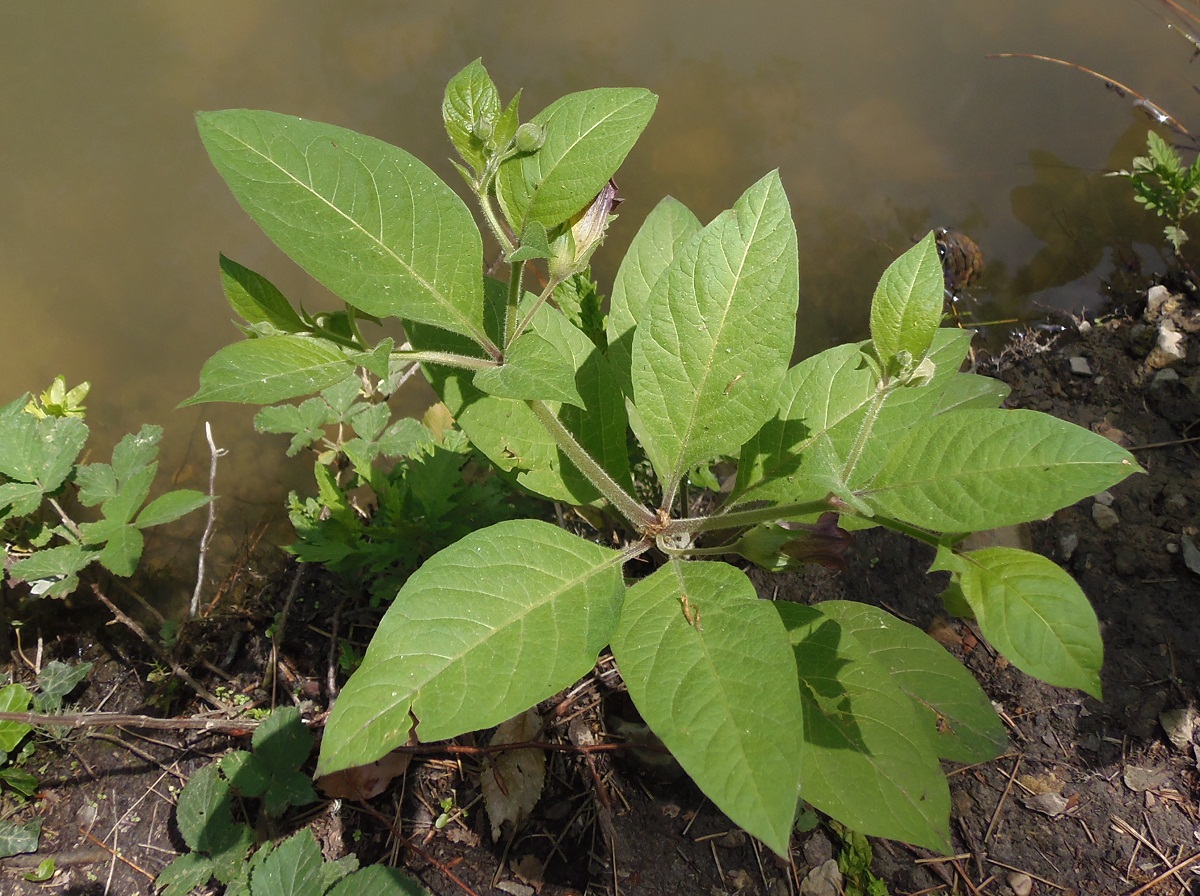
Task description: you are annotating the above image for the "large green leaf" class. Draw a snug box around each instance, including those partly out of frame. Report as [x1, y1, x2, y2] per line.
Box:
[181, 336, 363, 406]
[136, 490, 212, 528]
[815, 600, 1007, 763]
[631, 171, 798, 493]
[858, 409, 1142, 531]
[869, 231, 944, 368]
[414, 295, 631, 504]
[317, 520, 625, 776]
[606, 196, 702, 397]
[933, 547, 1104, 698]
[497, 88, 657, 232]
[197, 110, 487, 345]
[776, 603, 952, 851]
[611, 561, 803, 856]
[247, 829, 324, 896]
[734, 328, 975, 506]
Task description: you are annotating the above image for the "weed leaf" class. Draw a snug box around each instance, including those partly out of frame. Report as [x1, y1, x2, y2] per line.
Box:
[182, 336, 363, 406]
[197, 110, 487, 344]
[869, 231, 943, 367]
[219, 255, 305, 332]
[328, 865, 433, 896]
[611, 560, 803, 856]
[317, 520, 625, 776]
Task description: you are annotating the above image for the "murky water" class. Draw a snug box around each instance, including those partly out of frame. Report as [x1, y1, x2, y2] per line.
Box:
[2, 1, 1194, 608]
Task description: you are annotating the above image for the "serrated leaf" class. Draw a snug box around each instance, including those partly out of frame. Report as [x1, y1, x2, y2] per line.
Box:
[933, 547, 1103, 697]
[197, 110, 488, 345]
[0, 413, 88, 491]
[610, 560, 803, 857]
[497, 88, 657, 232]
[220, 255, 305, 332]
[156, 851, 216, 896]
[631, 171, 798, 494]
[175, 763, 251, 856]
[376, 418, 435, 459]
[347, 401, 390, 442]
[328, 866, 433, 896]
[97, 524, 144, 577]
[111, 424, 163, 483]
[472, 332, 584, 407]
[9, 544, 94, 584]
[443, 58, 501, 173]
[776, 602, 951, 852]
[219, 751, 269, 798]
[858, 409, 1142, 531]
[870, 231, 944, 367]
[607, 196, 702, 397]
[74, 463, 118, 507]
[247, 829, 324, 896]
[481, 708, 546, 840]
[0, 481, 43, 517]
[181, 336, 364, 406]
[317, 520, 624, 776]
[251, 706, 318, 815]
[136, 490, 212, 528]
[815, 601, 1007, 763]
[100, 463, 157, 526]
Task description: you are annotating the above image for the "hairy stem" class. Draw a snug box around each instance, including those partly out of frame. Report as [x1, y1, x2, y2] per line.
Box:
[664, 497, 836, 536]
[526, 399, 657, 532]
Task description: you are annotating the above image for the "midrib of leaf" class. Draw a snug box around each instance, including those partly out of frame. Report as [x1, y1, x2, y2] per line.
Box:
[664, 201, 766, 489]
[219, 124, 485, 345]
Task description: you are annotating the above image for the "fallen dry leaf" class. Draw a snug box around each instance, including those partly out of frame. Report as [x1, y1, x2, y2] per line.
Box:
[317, 748, 412, 800]
[482, 708, 546, 841]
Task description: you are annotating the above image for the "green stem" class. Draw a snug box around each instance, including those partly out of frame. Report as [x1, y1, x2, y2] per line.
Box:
[840, 379, 890, 483]
[509, 274, 565, 347]
[393, 349, 499, 372]
[659, 541, 737, 559]
[663, 497, 836, 537]
[46, 496, 84, 543]
[505, 259, 524, 348]
[526, 400, 657, 532]
[872, 515, 944, 549]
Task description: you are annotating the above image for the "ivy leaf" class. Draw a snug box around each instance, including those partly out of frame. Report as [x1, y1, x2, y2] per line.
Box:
[933, 547, 1104, 698]
[197, 110, 488, 346]
[0, 818, 41, 859]
[497, 88, 657, 232]
[611, 560, 804, 856]
[317, 520, 625, 776]
[631, 171, 798, 495]
[776, 603, 952, 852]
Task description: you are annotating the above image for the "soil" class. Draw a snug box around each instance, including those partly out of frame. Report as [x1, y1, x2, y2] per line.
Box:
[2, 289, 1199, 896]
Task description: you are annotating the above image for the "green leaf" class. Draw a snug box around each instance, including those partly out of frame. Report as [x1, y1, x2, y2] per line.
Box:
[251, 706, 318, 815]
[443, 59, 501, 174]
[815, 601, 1007, 763]
[218, 751, 269, 798]
[181, 336, 363, 406]
[607, 196, 702, 397]
[858, 409, 1142, 531]
[219, 255, 305, 332]
[631, 171, 798, 493]
[35, 660, 92, 711]
[75, 463, 118, 507]
[869, 231, 944, 368]
[100, 463, 156, 527]
[497, 88, 657, 232]
[776, 603, 951, 852]
[111, 425, 163, 483]
[197, 110, 488, 345]
[0, 482, 43, 518]
[734, 329, 979, 505]
[157, 852, 216, 896]
[317, 520, 624, 776]
[376, 418, 435, 459]
[174, 763, 252, 857]
[0, 413, 88, 491]
[329, 865, 433, 896]
[9, 544, 94, 585]
[472, 332, 584, 407]
[933, 547, 1104, 698]
[246, 829, 324, 896]
[0, 818, 41, 859]
[254, 397, 339, 456]
[0, 685, 32, 752]
[136, 490, 212, 528]
[414, 298, 631, 504]
[610, 560, 803, 856]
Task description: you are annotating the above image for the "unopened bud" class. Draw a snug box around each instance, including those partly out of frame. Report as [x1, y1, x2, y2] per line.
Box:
[514, 122, 545, 153]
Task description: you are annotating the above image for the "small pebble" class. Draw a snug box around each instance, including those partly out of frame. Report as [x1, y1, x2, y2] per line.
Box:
[1147, 284, 1171, 317]
[1153, 368, 1180, 386]
[1069, 356, 1092, 376]
[1008, 871, 1033, 896]
[1094, 490, 1115, 507]
[1093, 504, 1120, 530]
[1058, 532, 1079, 560]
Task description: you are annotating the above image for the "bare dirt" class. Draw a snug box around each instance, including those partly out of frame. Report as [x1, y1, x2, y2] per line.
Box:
[2, 288, 1198, 896]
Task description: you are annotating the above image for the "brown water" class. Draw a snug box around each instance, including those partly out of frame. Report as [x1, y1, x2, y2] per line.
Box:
[2, 2, 1194, 608]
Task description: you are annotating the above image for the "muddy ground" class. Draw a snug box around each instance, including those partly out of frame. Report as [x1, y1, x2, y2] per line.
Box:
[1, 288, 1198, 896]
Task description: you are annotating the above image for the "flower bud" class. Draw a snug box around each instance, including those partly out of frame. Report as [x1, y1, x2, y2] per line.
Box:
[514, 122, 545, 153]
